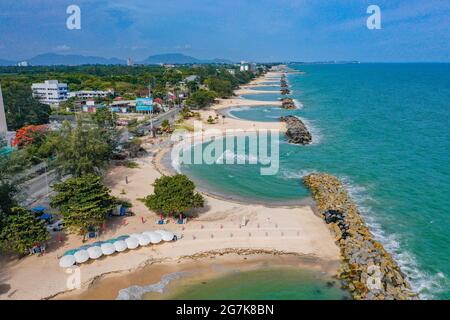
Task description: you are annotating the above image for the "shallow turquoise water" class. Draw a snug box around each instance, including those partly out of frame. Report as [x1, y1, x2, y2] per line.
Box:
[241, 93, 282, 101]
[181, 64, 450, 299]
[250, 85, 281, 91]
[228, 106, 299, 122]
[165, 268, 348, 300]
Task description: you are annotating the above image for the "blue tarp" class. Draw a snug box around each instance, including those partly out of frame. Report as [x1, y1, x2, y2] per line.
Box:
[38, 213, 53, 220]
[32, 206, 46, 213]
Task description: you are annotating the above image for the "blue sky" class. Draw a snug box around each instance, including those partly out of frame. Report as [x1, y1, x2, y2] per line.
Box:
[0, 0, 449, 62]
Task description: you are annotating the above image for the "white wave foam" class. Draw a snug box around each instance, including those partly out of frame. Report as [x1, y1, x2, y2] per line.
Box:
[338, 175, 446, 299]
[116, 272, 191, 300]
[279, 168, 318, 180]
[293, 99, 303, 109]
[292, 116, 322, 145]
[216, 149, 258, 164]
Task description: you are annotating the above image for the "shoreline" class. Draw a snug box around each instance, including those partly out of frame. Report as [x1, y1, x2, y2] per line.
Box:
[0, 70, 341, 300]
[56, 249, 340, 300]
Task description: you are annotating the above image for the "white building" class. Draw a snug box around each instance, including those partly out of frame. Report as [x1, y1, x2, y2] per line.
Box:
[68, 89, 114, 99]
[31, 80, 68, 106]
[240, 61, 257, 72]
[17, 61, 29, 67]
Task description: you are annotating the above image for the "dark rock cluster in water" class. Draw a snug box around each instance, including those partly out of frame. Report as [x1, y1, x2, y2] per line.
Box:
[280, 115, 312, 145]
[281, 98, 296, 109]
[303, 173, 418, 300]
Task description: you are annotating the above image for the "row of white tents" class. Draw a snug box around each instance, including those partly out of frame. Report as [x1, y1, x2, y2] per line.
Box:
[59, 230, 175, 268]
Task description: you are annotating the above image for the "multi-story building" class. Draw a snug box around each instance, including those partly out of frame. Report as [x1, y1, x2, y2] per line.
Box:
[67, 89, 115, 99]
[31, 80, 68, 106]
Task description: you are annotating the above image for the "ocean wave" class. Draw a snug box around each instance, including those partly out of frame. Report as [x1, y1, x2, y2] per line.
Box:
[291, 116, 322, 145]
[116, 271, 192, 300]
[216, 149, 258, 164]
[279, 168, 318, 180]
[338, 175, 446, 299]
[293, 99, 304, 109]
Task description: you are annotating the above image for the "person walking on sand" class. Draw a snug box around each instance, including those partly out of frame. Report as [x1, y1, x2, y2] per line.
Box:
[125, 176, 128, 184]
[141, 216, 145, 224]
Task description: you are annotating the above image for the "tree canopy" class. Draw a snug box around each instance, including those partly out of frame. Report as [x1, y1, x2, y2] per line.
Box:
[185, 89, 216, 109]
[50, 116, 116, 176]
[50, 174, 117, 235]
[1, 81, 51, 130]
[0, 207, 50, 254]
[144, 174, 204, 218]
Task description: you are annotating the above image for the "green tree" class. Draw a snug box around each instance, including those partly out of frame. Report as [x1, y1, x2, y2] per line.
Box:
[51, 174, 116, 236]
[1, 82, 51, 130]
[144, 174, 204, 218]
[91, 107, 117, 129]
[185, 89, 216, 109]
[0, 207, 50, 254]
[0, 151, 30, 215]
[52, 117, 115, 176]
[204, 77, 233, 98]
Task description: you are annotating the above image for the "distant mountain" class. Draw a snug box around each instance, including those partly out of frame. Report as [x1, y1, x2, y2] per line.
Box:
[140, 53, 234, 65]
[27, 53, 126, 66]
[0, 59, 15, 66]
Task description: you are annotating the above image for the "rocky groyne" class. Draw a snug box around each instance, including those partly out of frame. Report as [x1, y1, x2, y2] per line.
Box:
[303, 173, 418, 300]
[280, 115, 312, 145]
[281, 98, 297, 109]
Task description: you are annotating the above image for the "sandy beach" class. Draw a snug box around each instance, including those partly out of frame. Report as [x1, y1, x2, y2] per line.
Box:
[0, 71, 340, 300]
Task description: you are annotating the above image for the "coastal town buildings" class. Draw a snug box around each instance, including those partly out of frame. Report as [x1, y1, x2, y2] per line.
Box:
[68, 89, 115, 99]
[31, 80, 68, 106]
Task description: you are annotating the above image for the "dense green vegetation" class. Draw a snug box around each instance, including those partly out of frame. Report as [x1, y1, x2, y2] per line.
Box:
[50, 174, 117, 236]
[0, 82, 51, 130]
[144, 174, 204, 218]
[0, 64, 262, 118]
[0, 207, 50, 254]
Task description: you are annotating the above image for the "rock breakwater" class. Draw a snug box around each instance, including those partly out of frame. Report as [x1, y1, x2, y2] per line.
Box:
[303, 173, 418, 300]
[280, 115, 312, 145]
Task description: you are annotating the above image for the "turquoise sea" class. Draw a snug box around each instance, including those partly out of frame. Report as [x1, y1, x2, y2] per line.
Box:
[164, 268, 349, 300]
[181, 64, 450, 299]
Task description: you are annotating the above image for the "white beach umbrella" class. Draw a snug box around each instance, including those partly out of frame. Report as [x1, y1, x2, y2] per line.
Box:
[74, 250, 89, 264]
[125, 236, 139, 249]
[59, 255, 76, 268]
[137, 234, 151, 246]
[129, 233, 141, 239]
[114, 240, 128, 252]
[101, 243, 115, 255]
[87, 246, 103, 259]
[144, 231, 162, 244]
[155, 230, 174, 242]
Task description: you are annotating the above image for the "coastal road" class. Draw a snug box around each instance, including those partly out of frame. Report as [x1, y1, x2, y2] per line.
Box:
[141, 107, 180, 132]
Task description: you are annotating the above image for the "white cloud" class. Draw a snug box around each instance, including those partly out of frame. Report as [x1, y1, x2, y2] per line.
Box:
[54, 44, 71, 51]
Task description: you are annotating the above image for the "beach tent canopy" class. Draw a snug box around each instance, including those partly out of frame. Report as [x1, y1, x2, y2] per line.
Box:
[143, 231, 162, 244]
[155, 230, 175, 242]
[74, 250, 89, 264]
[137, 234, 151, 246]
[125, 237, 139, 249]
[63, 249, 79, 256]
[114, 240, 127, 252]
[101, 243, 115, 255]
[87, 246, 103, 259]
[59, 255, 76, 268]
